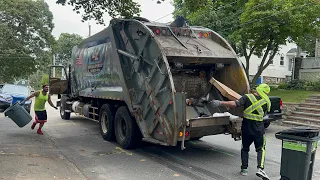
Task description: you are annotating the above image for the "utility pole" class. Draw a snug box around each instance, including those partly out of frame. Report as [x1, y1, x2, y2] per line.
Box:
[89, 23, 91, 37]
[53, 54, 56, 77]
[292, 45, 301, 80]
[316, 38, 319, 60]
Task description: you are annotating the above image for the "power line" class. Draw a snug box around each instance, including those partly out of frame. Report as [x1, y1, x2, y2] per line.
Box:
[153, 13, 173, 21]
[219, 2, 316, 32]
[0, 57, 34, 58]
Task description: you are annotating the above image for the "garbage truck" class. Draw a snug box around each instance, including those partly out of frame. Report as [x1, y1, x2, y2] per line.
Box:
[48, 16, 281, 149]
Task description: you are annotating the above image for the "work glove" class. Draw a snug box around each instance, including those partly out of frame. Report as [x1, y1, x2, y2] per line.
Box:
[210, 100, 221, 107]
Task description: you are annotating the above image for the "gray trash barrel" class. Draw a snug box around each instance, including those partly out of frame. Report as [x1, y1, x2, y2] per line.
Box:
[4, 102, 32, 128]
[275, 126, 320, 180]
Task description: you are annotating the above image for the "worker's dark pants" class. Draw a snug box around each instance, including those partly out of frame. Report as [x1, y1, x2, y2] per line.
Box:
[241, 133, 266, 170]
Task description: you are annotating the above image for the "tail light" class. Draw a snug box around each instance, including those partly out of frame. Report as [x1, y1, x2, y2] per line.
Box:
[280, 99, 283, 110]
[179, 131, 190, 137]
[155, 29, 161, 35]
[185, 131, 189, 137]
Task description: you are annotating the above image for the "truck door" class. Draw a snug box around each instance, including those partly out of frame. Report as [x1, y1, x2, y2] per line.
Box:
[49, 65, 68, 94]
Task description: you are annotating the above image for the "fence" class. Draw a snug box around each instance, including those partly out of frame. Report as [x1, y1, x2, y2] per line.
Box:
[301, 57, 320, 69]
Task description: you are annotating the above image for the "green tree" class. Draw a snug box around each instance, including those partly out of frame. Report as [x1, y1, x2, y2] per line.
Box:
[0, 0, 55, 83]
[56, 0, 141, 25]
[41, 74, 49, 86]
[53, 33, 83, 65]
[174, 0, 320, 86]
[295, 27, 320, 56]
[29, 71, 49, 90]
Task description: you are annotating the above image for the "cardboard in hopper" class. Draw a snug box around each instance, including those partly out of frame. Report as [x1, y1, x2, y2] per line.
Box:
[209, 77, 242, 101]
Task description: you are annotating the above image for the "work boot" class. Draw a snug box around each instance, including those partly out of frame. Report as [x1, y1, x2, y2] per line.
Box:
[37, 128, 43, 135]
[31, 122, 37, 130]
[240, 169, 248, 176]
[256, 168, 270, 180]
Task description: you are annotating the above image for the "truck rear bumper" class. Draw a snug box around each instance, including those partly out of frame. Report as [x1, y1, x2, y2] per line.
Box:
[264, 113, 283, 123]
[178, 116, 242, 141]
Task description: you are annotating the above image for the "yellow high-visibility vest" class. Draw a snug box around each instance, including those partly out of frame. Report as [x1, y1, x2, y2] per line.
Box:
[243, 94, 267, 121]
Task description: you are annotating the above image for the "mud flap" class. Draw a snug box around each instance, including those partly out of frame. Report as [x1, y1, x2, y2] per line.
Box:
[228, 117, 242, 141]
[173, 92, 187, 150]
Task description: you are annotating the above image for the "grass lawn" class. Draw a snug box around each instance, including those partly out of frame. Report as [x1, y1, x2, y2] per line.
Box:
[269, 89, 320, 103]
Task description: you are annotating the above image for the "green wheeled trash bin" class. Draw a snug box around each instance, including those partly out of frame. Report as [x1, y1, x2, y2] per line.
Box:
[275, 126, 320, 180]
[4, 102, 32, 128]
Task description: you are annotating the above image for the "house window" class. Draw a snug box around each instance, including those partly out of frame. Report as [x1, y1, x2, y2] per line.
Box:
[280, 54, 284, 66]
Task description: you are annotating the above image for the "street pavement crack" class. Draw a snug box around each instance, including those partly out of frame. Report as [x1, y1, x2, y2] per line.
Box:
[46, 133, 88, 179]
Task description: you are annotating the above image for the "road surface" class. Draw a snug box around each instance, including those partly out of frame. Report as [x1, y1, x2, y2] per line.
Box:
[1, 97, 320, 180]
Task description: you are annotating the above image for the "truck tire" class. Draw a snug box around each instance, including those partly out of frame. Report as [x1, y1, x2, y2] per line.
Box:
[264, 122, 271, 128]
[99, 104, 115, 141]
[114, 106, 142, 149]
[60, 96, 71, 120]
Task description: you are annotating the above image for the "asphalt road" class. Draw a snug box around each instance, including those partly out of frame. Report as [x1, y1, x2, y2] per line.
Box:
[1, 97, 320, 180]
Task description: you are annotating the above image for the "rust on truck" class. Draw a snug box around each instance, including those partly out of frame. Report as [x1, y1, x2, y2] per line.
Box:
[48, 16, 249, 150]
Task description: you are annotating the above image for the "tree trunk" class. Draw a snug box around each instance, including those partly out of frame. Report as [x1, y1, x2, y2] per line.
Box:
[252, 46, 279, 87]
[245, 57, 250, 80]
[241, 39, 256, 82]
[293, 57, 302, 79]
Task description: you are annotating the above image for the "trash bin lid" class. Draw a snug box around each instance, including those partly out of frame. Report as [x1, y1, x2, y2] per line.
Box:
[277, 126, 320, 138]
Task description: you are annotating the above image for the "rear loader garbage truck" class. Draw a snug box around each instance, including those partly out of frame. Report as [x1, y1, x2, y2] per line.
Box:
[49, 16, 255, 150]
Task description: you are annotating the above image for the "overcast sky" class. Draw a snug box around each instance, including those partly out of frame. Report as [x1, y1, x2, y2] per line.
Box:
[45, 0, 175, 39]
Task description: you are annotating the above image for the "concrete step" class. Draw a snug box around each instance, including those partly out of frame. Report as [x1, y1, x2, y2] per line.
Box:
[296, 107, 320, 114]
[287, 116, 320, 126]
[309, 94, 320, 99]
[291, 112, 320, 120]
[282, 120, 320, 128]
[304, 98, 320, 104]
[299, 103, 320, 109]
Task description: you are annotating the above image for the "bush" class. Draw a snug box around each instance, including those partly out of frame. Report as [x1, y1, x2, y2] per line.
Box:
[277, 80, 320, 91]
[286, 80, 307, 90]
[312, 81, 320, 91]
[278, 83, 288, 89]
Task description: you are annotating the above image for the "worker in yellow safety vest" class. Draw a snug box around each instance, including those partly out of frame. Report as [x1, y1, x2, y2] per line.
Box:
[21, 84, 58, 135]
[211, 83, 271, 180]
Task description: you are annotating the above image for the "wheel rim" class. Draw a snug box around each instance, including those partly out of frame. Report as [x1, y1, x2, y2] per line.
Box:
[118, 117, 127, 140]
[101, 112, 109, 134]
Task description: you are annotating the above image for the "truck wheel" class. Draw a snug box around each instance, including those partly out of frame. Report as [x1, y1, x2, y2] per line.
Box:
[60, 96, 71, 120]
[264, 122, 271, 128]
[99, 104, 115, 141]
[114, 106, 142, 149]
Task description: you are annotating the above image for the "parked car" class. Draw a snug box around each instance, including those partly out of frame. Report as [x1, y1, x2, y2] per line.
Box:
[0, 84, 32, 113]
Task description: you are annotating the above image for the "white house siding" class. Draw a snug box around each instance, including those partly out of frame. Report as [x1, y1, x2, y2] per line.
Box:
[239, 42, 306, 84]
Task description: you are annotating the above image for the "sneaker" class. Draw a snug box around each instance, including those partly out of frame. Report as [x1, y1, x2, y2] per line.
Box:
[31, 122, 36, 130]
[256, 168, 270, 180]
[37, 129, 44, 135]
[240, 169, 248, 176]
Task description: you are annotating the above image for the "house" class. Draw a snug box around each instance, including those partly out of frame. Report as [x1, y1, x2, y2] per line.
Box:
[239, 42, 308, 84]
